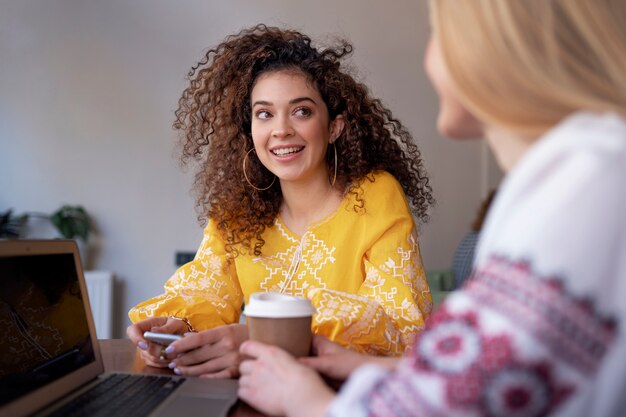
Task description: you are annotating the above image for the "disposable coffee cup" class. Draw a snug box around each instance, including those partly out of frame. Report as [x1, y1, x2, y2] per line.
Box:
[244, 292, 316, 357]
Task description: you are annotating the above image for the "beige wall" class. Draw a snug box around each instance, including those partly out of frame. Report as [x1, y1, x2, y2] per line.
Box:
[0, 0, 500, 337]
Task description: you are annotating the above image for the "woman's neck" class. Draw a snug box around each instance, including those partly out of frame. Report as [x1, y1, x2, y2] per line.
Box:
[279, 172, 343, 236]
[484, 126, 537, 173]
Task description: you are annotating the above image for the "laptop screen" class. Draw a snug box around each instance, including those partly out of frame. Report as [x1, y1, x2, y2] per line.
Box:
[0, 253, 96, 407]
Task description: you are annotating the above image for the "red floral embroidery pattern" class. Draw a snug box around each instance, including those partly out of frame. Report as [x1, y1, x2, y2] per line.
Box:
[415, 307, 575, 416]
[467, 257, 616, 375]
[366, 256, 616, 417]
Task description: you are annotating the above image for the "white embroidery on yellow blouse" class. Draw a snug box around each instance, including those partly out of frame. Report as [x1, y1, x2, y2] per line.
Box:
[312, 232, 429, 354]
[130, 237, 232, 318]
[255, 224, 394, 351]
[254, 222, 335, 297]
[382, 232, 432, 316]
[250, 221, 429, 355]
[131, 224, 429, 353]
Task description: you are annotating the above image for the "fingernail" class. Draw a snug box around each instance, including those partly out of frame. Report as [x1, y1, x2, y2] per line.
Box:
[184, 332, 194, 337]
[138, 341, 148, 350]
[173, 367, 182, 375]
[168, 362, 176, 369]
[165, 346, 175, 354]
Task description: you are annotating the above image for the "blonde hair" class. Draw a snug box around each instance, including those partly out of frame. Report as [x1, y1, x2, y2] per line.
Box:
[430, 0, 626, 137]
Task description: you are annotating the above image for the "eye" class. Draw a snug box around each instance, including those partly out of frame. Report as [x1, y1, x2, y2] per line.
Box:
[255, 110, 272, 120]
[294, 107, 312, 118]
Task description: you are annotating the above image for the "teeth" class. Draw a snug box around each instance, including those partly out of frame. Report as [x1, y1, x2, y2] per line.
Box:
[271, 147, 303, 156]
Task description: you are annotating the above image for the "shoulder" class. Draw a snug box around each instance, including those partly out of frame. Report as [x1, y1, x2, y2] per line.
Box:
[484, 112, 626, 231]
[348, 171, 412, 219]
[357, 171, 406, 200]
[501, 112, 626, 214]
[200, 218, 230, 247]
[476, 112, 626, 303]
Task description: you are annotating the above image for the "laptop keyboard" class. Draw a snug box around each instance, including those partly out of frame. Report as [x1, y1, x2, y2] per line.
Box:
[47, 373, 185, 417]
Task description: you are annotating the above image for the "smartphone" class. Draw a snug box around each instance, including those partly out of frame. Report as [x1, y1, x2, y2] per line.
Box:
[143, 331, 183, 346]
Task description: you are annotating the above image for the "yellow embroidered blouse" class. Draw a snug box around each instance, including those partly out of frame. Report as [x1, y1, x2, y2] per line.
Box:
[129, 171, 432, 356]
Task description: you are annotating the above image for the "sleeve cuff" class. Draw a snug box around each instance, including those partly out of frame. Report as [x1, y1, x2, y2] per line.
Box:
[326, 364, 391, 417]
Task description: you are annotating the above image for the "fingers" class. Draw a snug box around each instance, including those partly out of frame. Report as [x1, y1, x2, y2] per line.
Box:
[168, 323, 247, 355]
[238, 355, 275, 412]
[152, 317, 187, 334]
[298, 356, 334, 375]
[139, 349, 169, 368]
[237, 373, 256, 405]
[147, 341, 168, 359]
[127, 317, 168, 349]
[199, 366, 239, 379]
[170, 351, 242, 377]
[311, 334, 329, 351]
[238, 357, 256, 376]
[130, 320, 252, 379]
[135, 324, 248, 378]
[237, 376, 258, 412]
[167, 328, 247, 376]
[238, 349, 334, 417]
[300, 355, 353, 381]
[166, 324, 247, 363]
[238, 342, 298, 374]
[126, 323, 143, 345]
[299, 345, 366, 380]
[239, 340, 274, 360]
[311, 335, 343, 355]
[166, 331, 207, 354]
[169, 341, 223, 366]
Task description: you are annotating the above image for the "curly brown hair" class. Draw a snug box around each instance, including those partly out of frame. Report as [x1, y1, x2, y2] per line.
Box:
[174, 24, 433, 257]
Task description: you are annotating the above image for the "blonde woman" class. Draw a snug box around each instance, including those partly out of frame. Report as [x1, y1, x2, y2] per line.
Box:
[238, 1, 626, 416]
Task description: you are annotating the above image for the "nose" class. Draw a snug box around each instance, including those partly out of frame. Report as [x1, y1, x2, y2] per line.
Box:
[271, 116, 295, 138]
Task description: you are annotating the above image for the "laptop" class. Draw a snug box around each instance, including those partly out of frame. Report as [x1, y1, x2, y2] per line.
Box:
[0, 240, 238, 417]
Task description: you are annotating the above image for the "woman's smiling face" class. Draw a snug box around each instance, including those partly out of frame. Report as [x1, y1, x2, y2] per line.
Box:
[250, 70, 343, 186]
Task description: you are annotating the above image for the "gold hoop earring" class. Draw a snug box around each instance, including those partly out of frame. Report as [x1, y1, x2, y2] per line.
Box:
[330, 142, 337, 187]
[243, 149, 276, 191]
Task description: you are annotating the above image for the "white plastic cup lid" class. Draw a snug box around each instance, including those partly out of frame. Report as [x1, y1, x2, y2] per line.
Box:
[244, 292, 316, 318]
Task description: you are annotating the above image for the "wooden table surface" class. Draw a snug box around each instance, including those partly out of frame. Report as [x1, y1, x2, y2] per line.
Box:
[99, 339, 265, 417]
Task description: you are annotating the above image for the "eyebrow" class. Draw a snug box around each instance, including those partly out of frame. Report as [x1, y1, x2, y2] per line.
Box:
[252, 96, 317, 107]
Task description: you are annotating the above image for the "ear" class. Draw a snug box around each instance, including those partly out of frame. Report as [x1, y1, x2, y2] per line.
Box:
[329, 115, 345, 144]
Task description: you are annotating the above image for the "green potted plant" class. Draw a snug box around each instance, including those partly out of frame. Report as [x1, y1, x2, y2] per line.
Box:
[0, 205, 92, 241]
[0, 209, 29, 238]
[50, 205, 91, 241]
[2, 204, 93, 266]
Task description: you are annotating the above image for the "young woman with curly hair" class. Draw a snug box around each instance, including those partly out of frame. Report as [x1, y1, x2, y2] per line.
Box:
[127, 24, 434, 378]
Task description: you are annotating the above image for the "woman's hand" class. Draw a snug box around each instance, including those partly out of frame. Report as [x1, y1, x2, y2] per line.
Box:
[238, 341, 335, 417]
[126, 317, 188, 368]
[164, 323, 248, 378]
[300, 335, 399, 381]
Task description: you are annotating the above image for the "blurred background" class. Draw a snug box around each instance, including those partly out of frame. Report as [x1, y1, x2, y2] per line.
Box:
[0, 0, 501, 337]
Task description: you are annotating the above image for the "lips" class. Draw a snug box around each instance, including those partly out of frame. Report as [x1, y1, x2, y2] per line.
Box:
[270, 146, 304, 156]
